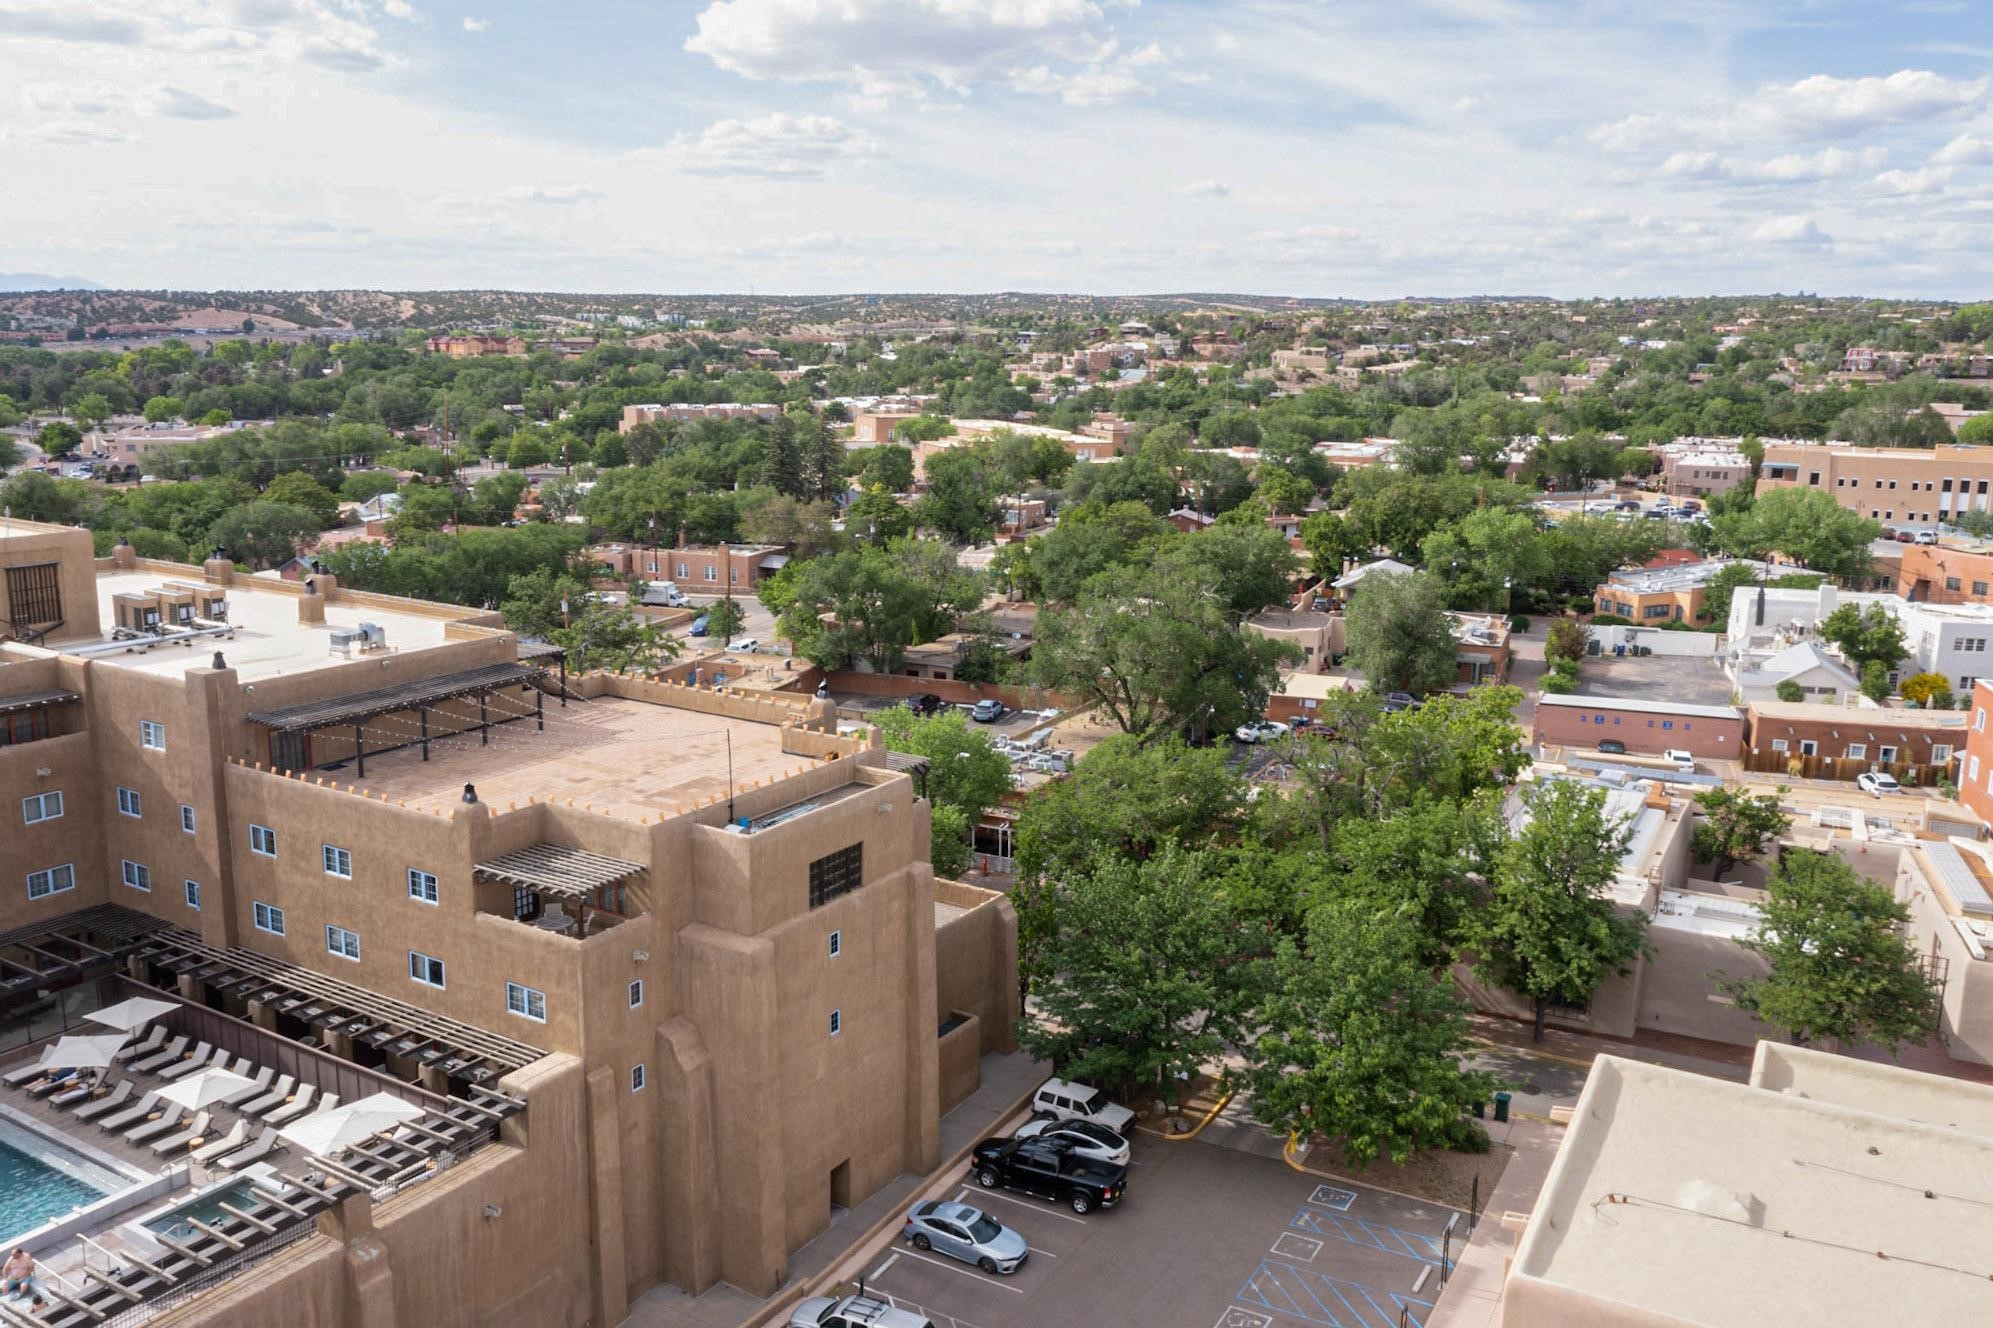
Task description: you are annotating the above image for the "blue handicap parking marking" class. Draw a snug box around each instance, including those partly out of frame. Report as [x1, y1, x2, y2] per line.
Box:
[1234, 1260, 1419, 1328]
[1307, 1184, 1358, 1212]
[1391, 1293, 1436, 1328]
[1288, 1208, 1449, 1267]
[1289, 1206, 1328, 1235]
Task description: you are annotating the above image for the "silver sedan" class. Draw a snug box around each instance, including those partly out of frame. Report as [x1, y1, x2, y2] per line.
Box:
[901, 1200, 1029, 1274]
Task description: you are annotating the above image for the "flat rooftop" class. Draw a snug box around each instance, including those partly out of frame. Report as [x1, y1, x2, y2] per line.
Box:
[1514, 1054, 1993, 1327]
[87, 571, 459, 682]
[344, 694, 810, 819]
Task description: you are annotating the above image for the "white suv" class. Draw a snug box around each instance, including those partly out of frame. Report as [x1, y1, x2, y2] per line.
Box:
[1029, 1077, 1135, 1133]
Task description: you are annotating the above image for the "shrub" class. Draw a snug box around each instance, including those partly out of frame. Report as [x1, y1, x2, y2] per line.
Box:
[1775, 679, 1805, 703]
[1545, 618, 1589, 664]
[1508, 615, 1531, 634]
[1540, 672, 1578, 694]
[1590, 613, 1633, 626]
[1446, 1118, 1493, 1154]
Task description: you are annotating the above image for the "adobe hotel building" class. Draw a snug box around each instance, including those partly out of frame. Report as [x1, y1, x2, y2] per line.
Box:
[0, 518, 1018, 1326]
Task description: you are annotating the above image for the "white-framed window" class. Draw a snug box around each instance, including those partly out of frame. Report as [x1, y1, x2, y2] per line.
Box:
[1846, 743, 1867, 760]
[26, 865, 74, 900]
[180, 804, 196, 834]
[1771, 738, 1789, 752]
[628, 979, 644, 1009]
[1980, 710, 1989, 733]
[829, 929, 842, 958]
[1879, 745, 1898, 763]
[505, 982, 547, 1023]
[250, 824, 277, 857]
[184, 879, 201, 910]
[322, 844, 352, 878]
[121, 860, 151, 892]
[702, 565, 717, 582]
[139, 720, 165, 751]
[630, 1064, 647, 1093]
[829, 1008, 843, 1037]
[21, 792, 62, 825]
[1972, 755, 1982, 784]
[407, 869, 439, 904]
[674, 561, 687, 579]
[116, 786, 141, 818]
[409, 951, 446, 989]
[253, 901, 285, 936]
[1932, 744, 1953, 764]
[1799, 740, 1818, 756]
[324, 925, 361, 961]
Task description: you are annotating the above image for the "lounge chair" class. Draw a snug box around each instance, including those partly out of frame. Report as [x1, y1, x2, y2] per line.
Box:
[189, 1121, 249, 1163]
[49, 1074, 101, 1107]
[2, 1059, 50, 1088]
[125, 1107, 189, 1145]
[147, 1111, 212, 1156]
[224, 1056, 252, 1076]
[238, 1075, 294, 1116]
[72, 1081, 133, 1121]
[262, 1086, 316, 1125]
[98, 1091, 163, 1132]
[216, 1126, 283, 1170]
[160, 1047, 228, 1081]
[132, 1036, 190, 1074]
[26, 1069, 82, 1098]
[116, 1027, 168, 1062]
[218, 1067, 272, 1107]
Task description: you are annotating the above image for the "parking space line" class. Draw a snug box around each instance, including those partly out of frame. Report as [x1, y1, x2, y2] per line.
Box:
[893, 1247, 1028, 1294]
[869, 1252, 899, 1282]
[958, 1186, 1093, 1224]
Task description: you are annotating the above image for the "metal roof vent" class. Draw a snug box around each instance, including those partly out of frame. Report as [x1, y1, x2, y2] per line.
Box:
[1678, 1180, 1761, 1226]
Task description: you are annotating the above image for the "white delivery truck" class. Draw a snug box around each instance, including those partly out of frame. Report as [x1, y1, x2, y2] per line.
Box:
[638, 581, 689, 608]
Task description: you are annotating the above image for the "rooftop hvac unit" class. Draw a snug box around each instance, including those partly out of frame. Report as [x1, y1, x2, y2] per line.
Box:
[328, 626, 367, 657]
[359, 622, 387, 651]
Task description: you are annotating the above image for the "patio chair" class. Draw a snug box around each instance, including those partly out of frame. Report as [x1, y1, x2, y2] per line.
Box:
[125, 1107, 190, 1145]
[2, 1060, 50, 1088]
[26, 1069, 83, 1098]
[160, 1047, 228, 1081]
[262, 1085, 316, 1125]
[116, 1027, 168, 1063]
[238, 1075, 294, 1116]
[97, 1090, 163, 1132]
[131, 1036, 191, 1074]
[49, 1073, 102, 1107]
[148, 1111, 213, 1156]
[71, 1080, 133, 1120]
[216, 1126, 283, 1171]
[189, 1121, 250, 1164]
[218, 1067, 273, 1107]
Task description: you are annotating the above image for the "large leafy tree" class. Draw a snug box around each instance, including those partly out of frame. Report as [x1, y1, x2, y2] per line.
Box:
[871, 708, 1012, 878]
[1159, 521, 1301, 619]
[1421, 509, 1546, 611]
[1005, 501, 1168, 604]
[1713, 487, 1878, 580]
[1342, 570, 1458, 697]
[917, 449, 1000, 545]
[207, 500, 320, 569]
[1726, 849, 1938, 1051]
[776, 540, 983, 672]
[1473, 779, 1649, 1041]
[1030, 562, 1294, 739]
[501, 567, 681, 673]
[1818, 602, 1908, 674]
[1245, 901, 1495, 1164]
[1691, 787, 1791, 875]
[1019, 845, 1266, 1114]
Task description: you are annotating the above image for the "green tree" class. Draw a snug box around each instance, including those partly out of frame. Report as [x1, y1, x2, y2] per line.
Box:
[35, 421, 83, 458]
[142, 395, 184, 424]
[1775, 678, 1805, 703]
[1244, 900, 1494, 1164]
[894, 414, 955, 443]
[1473, 779, 1649, 1041]
[1544, 618, 1588, 665]
[777, 541, 984, 672]
[767, 413, 807, 499]
[71, 393, 113, 430]
[1714, 487, 1878, 580]
[206, 500, 320, 569]
[1158, 522, 1300, 619]
[1691, 787, 1791, 875]
[1861, 659, 1891, 703]
[1899, 672, 1954, 709]
[845, 485, 915, 543]
[705, 596, 748, 644]
[1019, 844, 1265, 1112]
[1818, 602, 1907, 674]
[262, 472, 340, 529]
[502, 567, 680, 674]
[1726, 850, 1938, 1051]
[1342, 571, 1457, 696]
[917, 449, 999, 545]
[857, 445, 915, 492]
[872, 708, 1012, 877]
[1300, 511, 1368, 574]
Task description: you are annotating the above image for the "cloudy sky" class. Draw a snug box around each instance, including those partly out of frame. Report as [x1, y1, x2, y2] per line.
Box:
[3, 0, 1992, 297]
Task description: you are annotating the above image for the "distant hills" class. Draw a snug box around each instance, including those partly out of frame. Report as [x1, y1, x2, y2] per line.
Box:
[0, 274, 104, 292]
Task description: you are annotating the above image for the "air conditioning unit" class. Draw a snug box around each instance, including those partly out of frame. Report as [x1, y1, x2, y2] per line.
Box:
[328, 626, 366, 657]
[359, 622, 387, 651]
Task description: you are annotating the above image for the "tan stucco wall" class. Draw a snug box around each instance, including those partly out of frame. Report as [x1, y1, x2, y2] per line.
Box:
[0, 522, 101, 644]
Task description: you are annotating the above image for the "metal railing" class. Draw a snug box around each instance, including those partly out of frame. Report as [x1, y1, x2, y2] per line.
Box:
[95, 1218, 318, 1328]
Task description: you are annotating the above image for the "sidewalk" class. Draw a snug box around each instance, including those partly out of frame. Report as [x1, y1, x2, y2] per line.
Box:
[1420, 1114, 1564, 1328]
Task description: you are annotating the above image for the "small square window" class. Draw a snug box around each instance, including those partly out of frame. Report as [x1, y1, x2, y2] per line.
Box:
[250, 824, 277, 857]
[21, 792, 62, 825]
[409, 951, 446, 988]
[253, 901, 285, 935]
[829, 1009, 843, 1037]
[180, 804, 196, 834]
[121, 860, 150, 892]
[325, 925, 361, 961]
[628, 979, 644, 1009]
[630, 1064, 647, 1093]
[322, 845, 352, 878]
[829, 930, 842, 958]
[184, 879, 201, 910]
[139, 721, 165, 751]
[116, 786, 141, 818]
[407, 869, 439, 904]
[26, 865, 75, 900]
[505, 982, 547, 1023]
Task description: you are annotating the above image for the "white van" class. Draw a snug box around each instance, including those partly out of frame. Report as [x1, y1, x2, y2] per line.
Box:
[1663, 748, 1695, 773]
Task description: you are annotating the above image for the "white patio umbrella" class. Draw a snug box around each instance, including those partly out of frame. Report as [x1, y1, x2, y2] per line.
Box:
[36, 1033, 131, 1071]
[278, 1093, 425, 1157]
[155, 1067, 257, 1113]
[83, 995, 178, 1034]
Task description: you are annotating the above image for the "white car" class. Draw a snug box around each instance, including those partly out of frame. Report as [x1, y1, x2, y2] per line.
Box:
[1234, 720, 1291, 744]
[1014, 1117, 1132, 1167]
[727, 638, 759, 654]
[1661, 748, 1695, 773]
[1028, 1077, 1135, 1133]
[1857, 771, 1902, 797]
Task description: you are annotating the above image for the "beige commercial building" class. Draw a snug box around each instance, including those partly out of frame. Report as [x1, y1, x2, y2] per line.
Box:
[1503, 1044, 1993, 1327]
[1760, 440, 1993, 526]
[0, 519, 1018, 1325]
[1893, 838, 1993, 1066]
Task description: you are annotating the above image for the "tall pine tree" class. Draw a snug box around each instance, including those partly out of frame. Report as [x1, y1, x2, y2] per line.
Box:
[768, 413, 806, 499]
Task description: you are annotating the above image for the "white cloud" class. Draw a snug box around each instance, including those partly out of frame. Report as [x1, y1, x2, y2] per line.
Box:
[158, 87, 236, 121]
[1659, 146, 1886, 183]
[383, 0, 417, 18]
[1213, 28, 1238, 52]
[1935, 133, 1993, 166]
[499, 184, 602, 204]
[1750, 215, 1832, 246]
[1592, 68, 1986, 151]
[669, 111, 876, 179]
[0, 7, 142, 44]
[1177, 179, 1230, 198]
[1868, 165, 1956, 197]
[461, 16, 487, 32]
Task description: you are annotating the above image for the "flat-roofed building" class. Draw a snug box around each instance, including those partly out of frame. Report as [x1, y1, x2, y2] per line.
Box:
[1898, 539, 1993, 605]
[1655, 440, 1752, 497]
[0, 519, 1017, 1325]
[1744, 699, 1966, 783]
[1759, 440, 1993, 527]
[1532, 694, 1745, 759]
[1593, 558, 1763, 625]
[1502, 1045, 1993, 1327]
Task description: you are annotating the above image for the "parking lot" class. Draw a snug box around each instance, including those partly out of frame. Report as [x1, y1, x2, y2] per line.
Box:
[845, 1130, 1463, 1328]
[1573, 653, 1735, 707]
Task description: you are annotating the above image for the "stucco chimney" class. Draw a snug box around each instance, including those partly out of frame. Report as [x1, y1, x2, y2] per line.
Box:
[298, 578, 326, 625]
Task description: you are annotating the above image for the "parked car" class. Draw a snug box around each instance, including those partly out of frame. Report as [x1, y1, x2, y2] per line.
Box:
[1915, 530, 1940, 545]
[1678, 500, 1701, 513]
[1381, 690, 1419, 712]
[1029, 1076, 1135, 1132]
[1234, 719, 1291, 744]
[970, 699, 1008, 723]
[1644, 507, 1671, 520]
[1614, 500, 1641, 512]
[688, 615, 710, 637]
[901, 1200, 1028, 1274]
[728, 638, 759, 653]
[1014, 1117, 1132, 1166]
[969, 1136, 1127, 1214]
[907, 693, 945, 717]
[788, 1294, 933, 1328]
[1598, 739, 1627, 755]
[1663, 748, 1695, 773]
[1895, 530, 1917, 543]
[1857, 771, 1903, 797]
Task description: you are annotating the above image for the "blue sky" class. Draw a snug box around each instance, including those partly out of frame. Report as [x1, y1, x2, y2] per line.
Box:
[3, 0, 1992, 296]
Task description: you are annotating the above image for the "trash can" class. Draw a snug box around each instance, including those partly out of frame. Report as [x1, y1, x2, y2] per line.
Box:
[1471, 1100, 1486, 1119]
[1493, 1091, 1513, 1124]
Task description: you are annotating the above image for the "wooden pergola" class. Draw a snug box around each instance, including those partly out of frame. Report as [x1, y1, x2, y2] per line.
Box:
[245, 661, 547, 776]
[476, 844, 645, 933]
[0, 905, 167, 1011]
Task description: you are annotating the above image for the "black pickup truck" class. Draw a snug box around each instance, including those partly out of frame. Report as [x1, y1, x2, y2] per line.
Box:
[969, 1136, 1127, 1214]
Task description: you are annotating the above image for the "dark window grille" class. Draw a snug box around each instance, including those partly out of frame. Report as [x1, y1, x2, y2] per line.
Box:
[808, 844, 863, 908]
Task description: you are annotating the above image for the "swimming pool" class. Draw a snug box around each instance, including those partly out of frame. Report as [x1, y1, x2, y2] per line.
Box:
[143, 1180, 265, 1244]
[0, 1120, 129, 1246]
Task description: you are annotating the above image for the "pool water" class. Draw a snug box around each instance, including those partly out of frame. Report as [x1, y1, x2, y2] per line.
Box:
[144, 1181, 263, 1243]
[0, 1138, 112, 1245]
